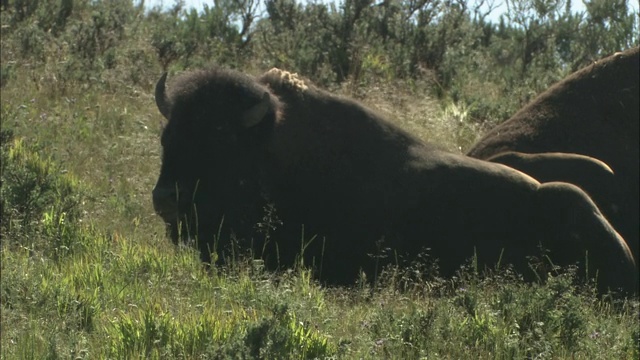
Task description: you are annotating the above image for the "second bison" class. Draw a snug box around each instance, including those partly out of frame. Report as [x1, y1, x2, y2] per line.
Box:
[467, 47, 639, 263]
[152, 67, 636, 293]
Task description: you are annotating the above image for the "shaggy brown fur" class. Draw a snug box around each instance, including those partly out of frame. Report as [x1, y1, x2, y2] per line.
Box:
[152, 67, 636, 294]
[486, 151, 622, 217]
[468, 47, 639, 263]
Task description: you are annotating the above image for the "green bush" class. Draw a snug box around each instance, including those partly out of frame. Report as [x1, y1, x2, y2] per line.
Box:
[0, 129, 84, 256]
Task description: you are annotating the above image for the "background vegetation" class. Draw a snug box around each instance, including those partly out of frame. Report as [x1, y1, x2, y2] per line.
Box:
[1, 0, 638, 358]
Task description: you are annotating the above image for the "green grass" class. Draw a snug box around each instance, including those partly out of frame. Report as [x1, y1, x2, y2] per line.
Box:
[3, 216, 639, 358]
[1, 2, 638, 358]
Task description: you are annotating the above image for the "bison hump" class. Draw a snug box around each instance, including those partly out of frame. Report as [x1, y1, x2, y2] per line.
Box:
[261, 68, 309, 93]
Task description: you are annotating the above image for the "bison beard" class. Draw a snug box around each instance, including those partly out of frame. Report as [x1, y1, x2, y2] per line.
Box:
[152, 67, 637, 294]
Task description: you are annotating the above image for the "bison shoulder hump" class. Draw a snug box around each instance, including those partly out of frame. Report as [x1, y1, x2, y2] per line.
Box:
[261, 68, 309, 93]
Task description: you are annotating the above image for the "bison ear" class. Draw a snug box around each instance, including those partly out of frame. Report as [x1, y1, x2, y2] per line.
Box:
[155, 72, 171, 120]
[240, 92, 271, 129]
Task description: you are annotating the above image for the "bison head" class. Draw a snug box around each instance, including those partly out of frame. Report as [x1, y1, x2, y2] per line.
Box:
[152, 69, 280, 262]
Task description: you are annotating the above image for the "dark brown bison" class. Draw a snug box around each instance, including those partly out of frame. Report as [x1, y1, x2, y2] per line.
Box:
[152, 67, 636, 293]
[467, 47, 639, 263]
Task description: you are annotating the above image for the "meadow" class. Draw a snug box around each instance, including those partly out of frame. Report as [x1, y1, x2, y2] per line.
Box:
[1, 0, 639, 358]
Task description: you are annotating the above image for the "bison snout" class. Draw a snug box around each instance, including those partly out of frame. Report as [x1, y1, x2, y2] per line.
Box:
[152, 186, 180, 218]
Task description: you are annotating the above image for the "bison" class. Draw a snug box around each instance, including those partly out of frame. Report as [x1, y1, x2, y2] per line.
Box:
[467, 47, 639, 264]
[152, 67, 636, 293]
[485, 152, 622, 218]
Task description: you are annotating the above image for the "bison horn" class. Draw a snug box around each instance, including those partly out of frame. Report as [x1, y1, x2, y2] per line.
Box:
[241, 92, 271, 128]
[155, 72, 171, 120]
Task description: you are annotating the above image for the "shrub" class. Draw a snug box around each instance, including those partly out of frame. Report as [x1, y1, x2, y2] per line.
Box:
[0, 130, 84, 256]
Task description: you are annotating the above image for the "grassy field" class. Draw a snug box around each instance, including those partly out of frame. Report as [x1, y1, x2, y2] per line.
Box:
[1, 2, 639, 358]
[3, 58, 639, 360]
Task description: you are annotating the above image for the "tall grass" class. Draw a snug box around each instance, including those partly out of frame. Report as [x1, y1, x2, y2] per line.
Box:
[2, 93, 638, 358]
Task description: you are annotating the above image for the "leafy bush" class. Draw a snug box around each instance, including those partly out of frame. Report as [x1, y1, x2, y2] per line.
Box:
[0, 129, 84, 257]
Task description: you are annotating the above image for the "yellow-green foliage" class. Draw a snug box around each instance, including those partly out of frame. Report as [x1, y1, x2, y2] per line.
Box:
[1, 135, 84, 258]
